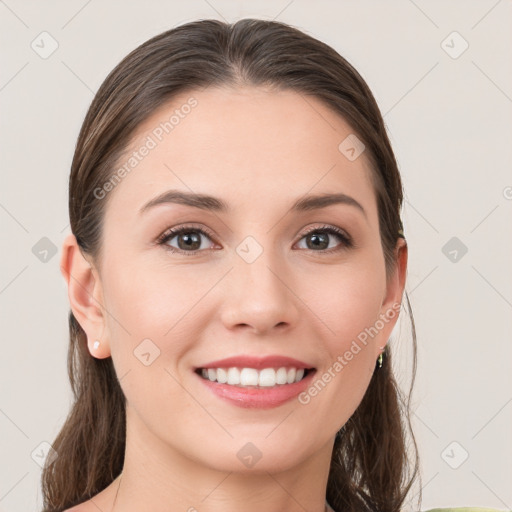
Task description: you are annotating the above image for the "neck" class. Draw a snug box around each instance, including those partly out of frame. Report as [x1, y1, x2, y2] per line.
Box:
[111, 406, 335, 512]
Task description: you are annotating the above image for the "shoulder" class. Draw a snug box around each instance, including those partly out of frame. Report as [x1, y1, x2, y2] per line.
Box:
[61, 480, 117, 512]
[62, 501, 97, 512]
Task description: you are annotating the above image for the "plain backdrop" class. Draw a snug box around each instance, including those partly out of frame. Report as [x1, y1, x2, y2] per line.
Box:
[1, 1, 511, 511]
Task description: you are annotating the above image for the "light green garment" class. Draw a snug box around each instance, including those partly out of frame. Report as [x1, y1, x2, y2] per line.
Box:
[326, 502, 508, 512]
[424, 509, 510, 512]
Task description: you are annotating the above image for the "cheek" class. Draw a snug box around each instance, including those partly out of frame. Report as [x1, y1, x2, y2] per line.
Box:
[297, 256, 385, 408]
[296, 265, 384, 430]
[303, 256, 385, 346]
[103, 255, 215, 363]
[103, 261, 209, 422]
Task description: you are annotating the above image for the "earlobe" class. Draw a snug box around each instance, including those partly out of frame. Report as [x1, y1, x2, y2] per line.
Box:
[60, 233, 111, 358]
[89, 338, 111, 359]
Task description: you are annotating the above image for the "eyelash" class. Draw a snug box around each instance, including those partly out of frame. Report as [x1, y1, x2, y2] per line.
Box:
[156, 223, 354, 257]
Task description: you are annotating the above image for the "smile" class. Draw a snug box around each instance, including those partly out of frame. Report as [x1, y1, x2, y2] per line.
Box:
[193, 354, 317, 408]
[196, 366, 314, 388]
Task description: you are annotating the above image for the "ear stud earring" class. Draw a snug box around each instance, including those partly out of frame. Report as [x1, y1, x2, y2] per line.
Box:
[93, 340, 100, 350]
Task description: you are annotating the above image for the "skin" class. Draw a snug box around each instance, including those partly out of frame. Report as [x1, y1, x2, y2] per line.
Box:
[61, 85, 407, 512]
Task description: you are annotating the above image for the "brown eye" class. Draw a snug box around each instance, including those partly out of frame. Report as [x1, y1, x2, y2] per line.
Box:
[156, 226, 217, 255]
[156, 223, 353, 256]
[296, 226, 353, 252]
[171, 230, 203, 251]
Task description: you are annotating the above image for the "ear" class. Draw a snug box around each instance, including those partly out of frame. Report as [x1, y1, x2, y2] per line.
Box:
[375, 237, 408, 358]
[60, 233, 111, 359]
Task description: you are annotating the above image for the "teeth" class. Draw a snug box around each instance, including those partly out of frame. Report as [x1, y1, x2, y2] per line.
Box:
[227, 367, 240, 385]
[241, 368, 259, 386]
[276, 367, 288, 384]
[199, 366, 308, 387]
[216, 368, 228, 384]
[258, 368, 276, 387]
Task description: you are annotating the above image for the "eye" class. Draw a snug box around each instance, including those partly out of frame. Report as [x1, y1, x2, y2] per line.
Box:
[156, 225, 218, 256]
[156, 223, 354, 256]
[295, 225, 353, 253]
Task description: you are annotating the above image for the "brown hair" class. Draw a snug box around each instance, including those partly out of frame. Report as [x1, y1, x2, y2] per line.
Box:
[42, 18, 420, 512]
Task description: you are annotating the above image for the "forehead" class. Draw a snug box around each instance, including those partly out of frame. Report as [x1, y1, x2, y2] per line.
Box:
[104, 86, 376, 220]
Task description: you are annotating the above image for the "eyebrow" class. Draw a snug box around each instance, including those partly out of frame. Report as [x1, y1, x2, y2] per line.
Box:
[139, 190, 366, 218]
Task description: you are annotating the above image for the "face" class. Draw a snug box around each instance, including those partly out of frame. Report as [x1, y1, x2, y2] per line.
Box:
[67, 86, 405, 475]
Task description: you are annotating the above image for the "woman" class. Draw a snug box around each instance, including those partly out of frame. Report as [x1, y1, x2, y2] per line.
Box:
[43, 18, 420, 512]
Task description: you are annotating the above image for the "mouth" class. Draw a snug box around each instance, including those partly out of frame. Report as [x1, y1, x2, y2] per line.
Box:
[193, 354, 317, 408]
[194, 366, 316, 388]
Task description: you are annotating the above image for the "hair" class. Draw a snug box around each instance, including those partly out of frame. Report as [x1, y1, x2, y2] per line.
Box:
[42, 18, 421, 512]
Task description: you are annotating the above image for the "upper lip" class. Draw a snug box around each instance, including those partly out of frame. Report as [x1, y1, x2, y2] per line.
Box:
[196, 355, 315, 370]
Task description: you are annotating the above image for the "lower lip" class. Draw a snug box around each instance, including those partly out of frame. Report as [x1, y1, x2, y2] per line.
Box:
[195, 370, 317, 409]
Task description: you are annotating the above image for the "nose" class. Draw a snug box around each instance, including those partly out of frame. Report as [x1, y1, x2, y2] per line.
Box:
[219, 254, 301, 336]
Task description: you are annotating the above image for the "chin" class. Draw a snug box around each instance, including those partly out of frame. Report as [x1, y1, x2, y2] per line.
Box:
[189, 432, 317, 475]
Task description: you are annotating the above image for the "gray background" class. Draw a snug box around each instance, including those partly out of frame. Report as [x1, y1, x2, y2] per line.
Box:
[1, 1, 511, 511]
